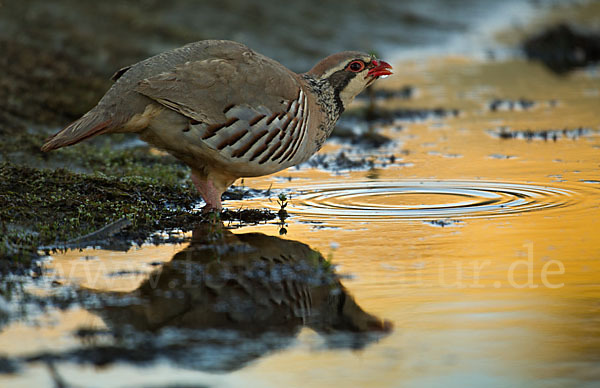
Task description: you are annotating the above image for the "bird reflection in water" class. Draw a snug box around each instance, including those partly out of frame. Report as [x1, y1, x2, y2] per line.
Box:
[84, 223, 392, 372]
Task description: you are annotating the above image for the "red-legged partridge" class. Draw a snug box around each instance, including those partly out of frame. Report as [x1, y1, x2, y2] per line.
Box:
[41, 40, 392, 211]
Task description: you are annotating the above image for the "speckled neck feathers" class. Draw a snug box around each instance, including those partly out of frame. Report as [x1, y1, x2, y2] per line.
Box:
[301, 74, 343, 151]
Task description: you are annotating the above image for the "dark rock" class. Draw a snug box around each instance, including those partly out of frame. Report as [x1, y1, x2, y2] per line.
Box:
[489, 98, 535, 112]
[424, 219, 462, 227]
[0, 356, 19, 374]
[221, 208, 276, 223]
[221, 186, 270, 200]
[303, 151, 371, 171]
[523, 24, 600, 74]
[489, 127, 592, 141]
[331, 125, 393, 148]
[346, 106, 459, 125]
[488, 154, 517, 160]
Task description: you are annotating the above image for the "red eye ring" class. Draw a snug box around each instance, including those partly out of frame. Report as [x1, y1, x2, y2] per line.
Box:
[347, 60, 365, 72]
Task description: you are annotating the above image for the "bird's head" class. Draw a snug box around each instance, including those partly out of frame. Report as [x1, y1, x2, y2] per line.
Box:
[306, 51, 393, 111]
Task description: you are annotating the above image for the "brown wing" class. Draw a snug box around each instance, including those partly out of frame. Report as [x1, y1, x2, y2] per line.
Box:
[134, 45, 300, 125]
[134, 46, 308, 169]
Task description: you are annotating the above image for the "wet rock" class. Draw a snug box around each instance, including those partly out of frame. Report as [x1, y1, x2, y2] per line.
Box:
[348, 106, 460, 125]
[303, 151, 373, 171]
[424, 219, 463, 227]
[488, 154, 517, 159]
[221, 208, 277, 223]
[394, 107, 460, 121]
[331, 124, 393, 148]
[221, 186, 271, 200]
[489, 127, 592, 141]
[523, 24, 600, 74]
[302, 150, 407, 172]
[488, 98, 535, 112]
[0, 356, 19, 374]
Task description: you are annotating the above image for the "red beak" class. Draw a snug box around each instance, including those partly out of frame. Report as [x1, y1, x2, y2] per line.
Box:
[367, 60, 393, 78]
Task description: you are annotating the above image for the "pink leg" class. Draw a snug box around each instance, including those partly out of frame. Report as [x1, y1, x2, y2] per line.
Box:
[191, 173, 222, 212]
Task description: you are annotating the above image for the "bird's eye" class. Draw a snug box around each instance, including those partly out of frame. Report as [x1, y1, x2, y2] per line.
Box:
[347, 60, 365, 72]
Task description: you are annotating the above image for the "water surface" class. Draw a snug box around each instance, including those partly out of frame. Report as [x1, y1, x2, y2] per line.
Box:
[1, 43, 600, 388]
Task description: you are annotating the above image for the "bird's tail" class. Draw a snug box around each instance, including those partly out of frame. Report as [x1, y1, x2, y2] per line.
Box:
[41, 111, 114, 152]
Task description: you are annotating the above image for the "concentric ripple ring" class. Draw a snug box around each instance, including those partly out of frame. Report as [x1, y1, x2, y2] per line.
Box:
[285, 180, 577, 221]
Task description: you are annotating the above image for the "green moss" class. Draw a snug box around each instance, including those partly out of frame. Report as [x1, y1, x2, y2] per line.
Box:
[0, 161, 279, 274]
[0, 162, 202, 271]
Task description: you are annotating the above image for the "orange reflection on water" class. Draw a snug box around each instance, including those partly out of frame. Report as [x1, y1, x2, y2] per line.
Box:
[2, 57, 599, 387]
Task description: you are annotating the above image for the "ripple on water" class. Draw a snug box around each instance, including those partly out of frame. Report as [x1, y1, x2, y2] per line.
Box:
[282, 180, 578, 222]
